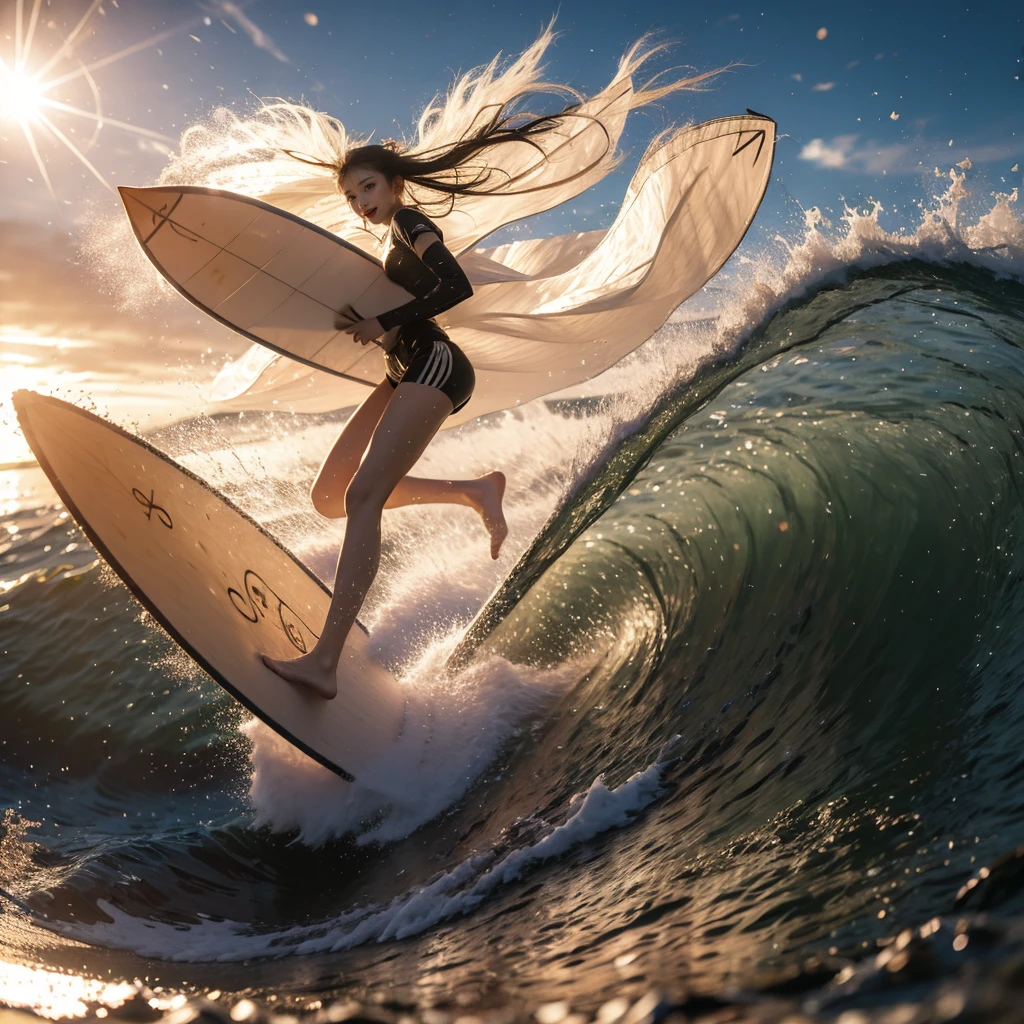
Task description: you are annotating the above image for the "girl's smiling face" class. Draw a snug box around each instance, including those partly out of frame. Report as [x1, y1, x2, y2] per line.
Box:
[340, 166, 404, 226]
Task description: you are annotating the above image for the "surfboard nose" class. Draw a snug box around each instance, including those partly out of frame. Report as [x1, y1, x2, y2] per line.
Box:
[118, 186, 183, 237]
[11, 389, 52, 465]
[120, 186, 158, 234]
[117, 185, 172, 204]
[11, 388, 37, 421]
[117, 184, 163, 210]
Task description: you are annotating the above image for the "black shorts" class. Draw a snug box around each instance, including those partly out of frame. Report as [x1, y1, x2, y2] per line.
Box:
[385, 333, 475, 415]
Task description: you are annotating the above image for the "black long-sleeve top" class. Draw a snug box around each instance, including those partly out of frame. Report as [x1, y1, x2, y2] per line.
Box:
[376, 208, 472, 332]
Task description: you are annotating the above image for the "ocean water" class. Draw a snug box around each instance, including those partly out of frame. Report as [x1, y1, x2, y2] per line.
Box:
[2, 172, 1024, 1019]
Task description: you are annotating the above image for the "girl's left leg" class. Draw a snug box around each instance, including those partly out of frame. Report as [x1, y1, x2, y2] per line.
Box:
[383, 472, 507, 560]
[262, 382, 455, 698]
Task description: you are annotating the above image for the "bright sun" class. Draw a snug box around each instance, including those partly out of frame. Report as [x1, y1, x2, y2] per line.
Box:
[0, 1, 177, 198]
[0, 63, 43, 122]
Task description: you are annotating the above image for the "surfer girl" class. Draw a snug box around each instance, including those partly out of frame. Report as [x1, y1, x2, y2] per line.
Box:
[262, 141, 511, 696]
[179, 25, 740, 696]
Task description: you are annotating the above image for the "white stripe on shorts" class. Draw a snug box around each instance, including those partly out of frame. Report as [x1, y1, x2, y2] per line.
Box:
[416, 340, 452, 389]
[431, 342, 452, 389]
[414, 341, 441, 386]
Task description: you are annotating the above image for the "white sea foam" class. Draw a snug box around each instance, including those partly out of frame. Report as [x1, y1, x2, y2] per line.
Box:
[42, 759, 666, 961]
[715, 168, 1022, 349]
[242, 651, 577, 846]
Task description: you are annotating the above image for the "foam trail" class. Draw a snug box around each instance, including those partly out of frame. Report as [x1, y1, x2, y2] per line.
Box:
[244, 649, 581, 846]
[40, 759, 667, 961]
[354, 761, 665, 944]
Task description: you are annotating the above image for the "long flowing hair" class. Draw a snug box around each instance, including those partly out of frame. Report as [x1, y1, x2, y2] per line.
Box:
[160, 21, 730, 242]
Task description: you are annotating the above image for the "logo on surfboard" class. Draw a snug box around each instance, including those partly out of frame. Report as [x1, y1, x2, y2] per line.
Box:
[132, 487, 173, 528]
[227, 569, 318, 654]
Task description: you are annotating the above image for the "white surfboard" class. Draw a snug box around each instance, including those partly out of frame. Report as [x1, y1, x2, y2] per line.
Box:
[13, 390, 405, 782]
[118, 184, 411, 385]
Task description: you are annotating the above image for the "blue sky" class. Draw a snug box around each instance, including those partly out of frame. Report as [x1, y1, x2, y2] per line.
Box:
[2, 0, 1021, 233]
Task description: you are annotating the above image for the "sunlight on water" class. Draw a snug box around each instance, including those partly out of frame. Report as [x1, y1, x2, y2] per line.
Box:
[0, 960, 139, 1019]
[0, 326, 208, 466]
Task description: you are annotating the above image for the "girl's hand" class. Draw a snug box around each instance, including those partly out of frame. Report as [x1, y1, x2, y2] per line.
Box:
[335, 308, 384, 346]
[346, 317, 384, 345]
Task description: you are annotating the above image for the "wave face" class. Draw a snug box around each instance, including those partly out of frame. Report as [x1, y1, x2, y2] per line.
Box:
[3, 182, 1024, 1015]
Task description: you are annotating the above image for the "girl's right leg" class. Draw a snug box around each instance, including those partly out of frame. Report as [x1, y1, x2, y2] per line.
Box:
[264, 382, 456, 696]
[311, 382, 508, 559]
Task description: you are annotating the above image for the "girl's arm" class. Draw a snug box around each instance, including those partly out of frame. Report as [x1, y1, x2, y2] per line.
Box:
[376, 216, 473, 331]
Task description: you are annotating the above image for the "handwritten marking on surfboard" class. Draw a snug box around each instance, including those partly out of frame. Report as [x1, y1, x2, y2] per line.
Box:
[732, 129, 767, 163]
[227, 568, 318, 654]
[150, 199, 201, 244]
[13, 390, 406, 782]
[141, 194, 186, 245]
[132, 487, 173, 528]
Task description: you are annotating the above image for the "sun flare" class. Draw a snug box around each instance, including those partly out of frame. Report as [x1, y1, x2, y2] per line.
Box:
[1, 0, 177, 198]
[0, 63, 44, 122]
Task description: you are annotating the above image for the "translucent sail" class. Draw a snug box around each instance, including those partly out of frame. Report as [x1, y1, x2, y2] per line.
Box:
[210, 113, 775, 426]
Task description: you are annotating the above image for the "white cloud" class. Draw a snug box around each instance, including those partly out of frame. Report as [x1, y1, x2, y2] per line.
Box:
[799, 133, 1024, 175]
[798, 135, 856, 168]
[811, 81, 835, 92]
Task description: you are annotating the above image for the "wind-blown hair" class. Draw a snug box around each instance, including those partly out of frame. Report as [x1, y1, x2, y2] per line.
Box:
[332, 105, 605, 215]
[305, 101, 610, 217]
[160, 21, 730, 245]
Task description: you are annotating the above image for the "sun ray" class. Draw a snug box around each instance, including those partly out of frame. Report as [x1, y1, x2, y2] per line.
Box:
[18, 0, 44, 74]
[42, 22, 197, 91]
[34, 0, 103, 80]
[41, 96, 175, 144]
[19, 116, 56, 199]
[14, 0, 24, 70]
[37, 111, 112, 190]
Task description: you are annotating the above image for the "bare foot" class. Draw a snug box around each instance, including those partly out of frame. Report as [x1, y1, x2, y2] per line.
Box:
[261, 652, 338, 700]
[472, 470, 508, 560]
